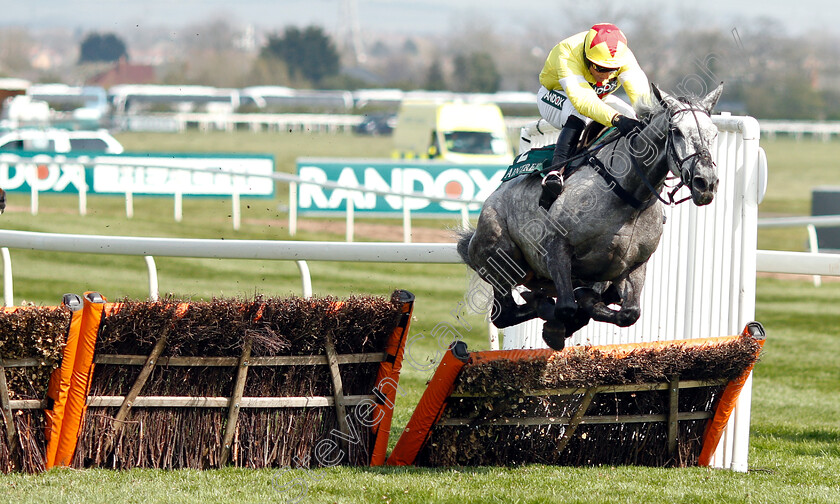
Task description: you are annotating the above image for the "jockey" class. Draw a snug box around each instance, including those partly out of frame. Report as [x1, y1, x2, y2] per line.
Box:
[537, 23, 651, 209]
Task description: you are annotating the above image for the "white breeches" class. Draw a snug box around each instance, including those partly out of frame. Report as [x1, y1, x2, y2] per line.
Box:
[536, 85, 636, 130]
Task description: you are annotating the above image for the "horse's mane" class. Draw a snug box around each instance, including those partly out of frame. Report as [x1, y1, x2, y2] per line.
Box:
[635, 88, 705, 123]
[635, 94, 664, 122]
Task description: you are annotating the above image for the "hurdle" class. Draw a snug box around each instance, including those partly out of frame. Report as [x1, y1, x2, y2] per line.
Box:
[484, 114, 766, 470]
[506, 115, 765, 343]
[387, 322, 765, 468]
[0, 290, 415, 472]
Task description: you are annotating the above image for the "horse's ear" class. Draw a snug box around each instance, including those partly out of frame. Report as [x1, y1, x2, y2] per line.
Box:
[651, 83, 681, 109]
[700, 82, 724, 113]
[650, 83, 664, 106]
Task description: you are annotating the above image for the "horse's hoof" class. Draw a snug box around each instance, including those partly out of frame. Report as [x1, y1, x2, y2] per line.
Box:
[542, 323, 566, 350]
[615, 308, 640, 327]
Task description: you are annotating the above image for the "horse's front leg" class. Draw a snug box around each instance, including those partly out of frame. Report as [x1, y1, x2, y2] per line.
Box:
[579, 263, 646, 327]
[543, 237, 577, 321]
[534, 237, 578, 350]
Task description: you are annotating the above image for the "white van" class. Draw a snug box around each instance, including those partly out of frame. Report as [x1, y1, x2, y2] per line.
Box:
[392, 101, 513, 164]
[0, 128, 124, 154]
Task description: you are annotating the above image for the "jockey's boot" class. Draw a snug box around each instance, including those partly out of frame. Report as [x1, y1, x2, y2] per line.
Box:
[539, 116, 586, 210]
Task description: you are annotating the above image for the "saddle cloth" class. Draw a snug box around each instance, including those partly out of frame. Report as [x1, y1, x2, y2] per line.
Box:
[501, 124, 617, 182]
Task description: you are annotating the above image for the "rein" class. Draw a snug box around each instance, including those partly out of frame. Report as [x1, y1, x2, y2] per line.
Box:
[586, 101, 715, 207]
[537, 132, 623, 176]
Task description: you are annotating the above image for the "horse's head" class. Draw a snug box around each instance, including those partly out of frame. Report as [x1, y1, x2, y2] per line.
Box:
[651, 83, 723, 206]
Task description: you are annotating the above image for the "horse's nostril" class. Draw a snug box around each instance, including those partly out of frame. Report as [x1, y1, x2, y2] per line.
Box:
[693, 177, 708, 193]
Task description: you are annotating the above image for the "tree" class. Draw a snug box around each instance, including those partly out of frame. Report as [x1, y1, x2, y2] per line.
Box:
[242, 58, 292, 87]
[181, 19, 235, 52]
[424, 59, 447, 90]
[79, 32, 128, 64]
[452, 52, 501, 93]
[260, 26, 340, 85]
[0, 28, 34, 74]
[402, 38, 419, 56]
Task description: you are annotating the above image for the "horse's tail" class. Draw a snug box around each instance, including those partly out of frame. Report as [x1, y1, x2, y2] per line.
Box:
[455, 228, 474, 267]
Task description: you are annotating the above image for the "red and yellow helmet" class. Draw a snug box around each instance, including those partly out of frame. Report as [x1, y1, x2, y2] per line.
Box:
[583, 23, 629, 70]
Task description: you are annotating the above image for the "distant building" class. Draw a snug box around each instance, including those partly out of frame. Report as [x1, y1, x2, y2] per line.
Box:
[0, 78, 30, 117]
[87, 57, 156, 88]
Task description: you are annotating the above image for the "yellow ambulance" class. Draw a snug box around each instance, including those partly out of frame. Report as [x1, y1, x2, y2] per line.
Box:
[392, 101, 513, 164]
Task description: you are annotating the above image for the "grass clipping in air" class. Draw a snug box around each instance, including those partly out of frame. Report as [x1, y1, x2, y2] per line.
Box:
[74, 293, 404, 470]
[416, 335, 761, 468]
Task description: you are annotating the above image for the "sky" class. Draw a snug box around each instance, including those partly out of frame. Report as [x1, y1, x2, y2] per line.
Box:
[2, 0, 835, 37]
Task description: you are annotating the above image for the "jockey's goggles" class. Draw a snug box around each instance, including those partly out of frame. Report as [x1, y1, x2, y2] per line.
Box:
[588, 61, 618, 73]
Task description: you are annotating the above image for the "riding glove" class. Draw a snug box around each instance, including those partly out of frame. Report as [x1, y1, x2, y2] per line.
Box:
[612, 114, 644, 135]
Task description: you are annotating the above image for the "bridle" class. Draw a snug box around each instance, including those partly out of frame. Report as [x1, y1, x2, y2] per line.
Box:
[594, 100, 716, 208]
[662, 99, 716, 205]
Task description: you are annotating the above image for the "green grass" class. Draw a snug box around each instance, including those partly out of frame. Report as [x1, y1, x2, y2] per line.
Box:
[756, 137, 840, 251]
[115, 130, 395, 175]
[0, 132, 839, 503]
[758, 137, 840, 216]
[4, 278, 836, 503]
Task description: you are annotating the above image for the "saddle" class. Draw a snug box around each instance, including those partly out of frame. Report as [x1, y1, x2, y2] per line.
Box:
[564, 122, 617, 174]
[501, 122, 618, 182]
[579, 121, 613, 151]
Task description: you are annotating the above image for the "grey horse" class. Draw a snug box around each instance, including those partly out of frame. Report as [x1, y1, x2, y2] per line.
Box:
[457, 83, 723, 350]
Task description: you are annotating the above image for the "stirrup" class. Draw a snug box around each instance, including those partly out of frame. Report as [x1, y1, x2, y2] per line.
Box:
[542, 169, 564, 186]
[539, 171, 564, 210]
[542, 170, 565, 193]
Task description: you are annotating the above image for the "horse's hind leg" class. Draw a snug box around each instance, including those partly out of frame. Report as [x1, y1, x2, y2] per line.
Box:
[579, 264, 646, 327]
[468, 207, 540, 328]
[542, 292, 593, 351]
[470, 249, 537, 328]
[490, 288, 541, 328]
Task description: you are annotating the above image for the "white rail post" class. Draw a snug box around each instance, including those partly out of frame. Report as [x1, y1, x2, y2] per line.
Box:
[295, 260, 312, 299]
[346, 196, 355, 242]
[125, 191, 134, 218]
[174, 189, 183, 222]
[144, 256, 159, 301]
[289, 182, 298, 237]
[488, 323, 499, 351]
[402, 197, 412, 244]
[30, 185, 39, 216]
[232, 190, 241, 231]
[486, 286, 499, 350]
[806, 224, 822, 287]
[1, 248, 12, 307]
[729, 373, 754, 472]
[78, 180, 87, 216]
